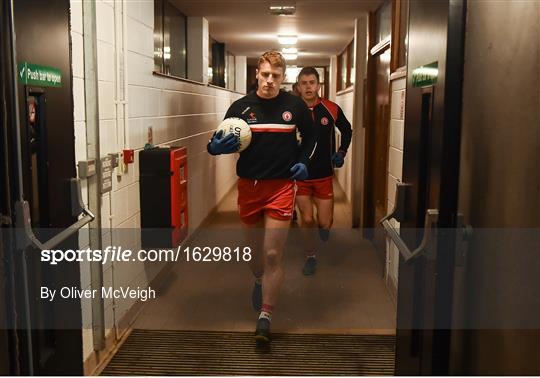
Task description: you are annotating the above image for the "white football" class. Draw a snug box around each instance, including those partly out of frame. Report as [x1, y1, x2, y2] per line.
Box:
[217, 117, 252, 152]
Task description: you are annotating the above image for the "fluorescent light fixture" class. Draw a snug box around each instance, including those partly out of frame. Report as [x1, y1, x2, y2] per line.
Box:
[282, 47, 298, 54]
[285, 66, 301, 79]
[283, 53, 297, 60]
[278, 35, 298, 45]
[269, 5, 296, 15]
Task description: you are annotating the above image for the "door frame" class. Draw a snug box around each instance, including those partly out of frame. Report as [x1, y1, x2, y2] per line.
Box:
[2, 0, 85, 374]
[363, 7, 392, 244]
[393, 0, 467, 374]
[1, 0, 19, 373]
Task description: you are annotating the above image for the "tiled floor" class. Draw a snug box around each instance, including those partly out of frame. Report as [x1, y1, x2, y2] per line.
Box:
[134, 180, 396, 334]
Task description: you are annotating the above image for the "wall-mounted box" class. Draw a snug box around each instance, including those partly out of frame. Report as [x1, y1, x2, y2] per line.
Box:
[77, 159, 96, 178]
[139, 146, 188, 248]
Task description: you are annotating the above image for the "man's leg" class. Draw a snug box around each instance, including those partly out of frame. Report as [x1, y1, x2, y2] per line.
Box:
[296, 195, 318, 275]
[296, 195, 316, 258]
[238, 178, 266, 310]
[243, 219, 264, 278]
[254, 215, 290, 343]
[313, 196, 334, 237]
[242, 219, 264, 311]
[312, 177, 335, 242]
[261, 215, 290, 306]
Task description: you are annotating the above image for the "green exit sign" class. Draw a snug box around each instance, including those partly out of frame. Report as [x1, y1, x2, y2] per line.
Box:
[412, 62, 438, 88]
[18, 62, 62, 87]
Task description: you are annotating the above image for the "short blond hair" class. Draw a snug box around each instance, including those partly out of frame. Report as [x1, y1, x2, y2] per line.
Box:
[257, 51, 286, 71]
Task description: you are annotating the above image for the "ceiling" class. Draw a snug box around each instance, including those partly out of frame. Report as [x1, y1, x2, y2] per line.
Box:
[171, 0, 384, 67]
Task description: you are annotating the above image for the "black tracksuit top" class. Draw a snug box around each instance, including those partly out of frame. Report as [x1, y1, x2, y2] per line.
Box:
[306, 98, 352, 179]
[223, 90, 316, 180]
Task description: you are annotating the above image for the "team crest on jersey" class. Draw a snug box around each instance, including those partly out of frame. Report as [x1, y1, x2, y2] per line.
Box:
[321, 117, 329, 125]
[247, 112, 258, 123]
[282, 111, 292, 122]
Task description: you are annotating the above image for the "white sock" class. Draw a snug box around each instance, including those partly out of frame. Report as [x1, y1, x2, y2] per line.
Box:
[259, 311, 272, 321]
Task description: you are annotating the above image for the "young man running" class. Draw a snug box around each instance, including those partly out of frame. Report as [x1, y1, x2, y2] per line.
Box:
[207, 51, 316, 343]
[295, 66, 352, 275]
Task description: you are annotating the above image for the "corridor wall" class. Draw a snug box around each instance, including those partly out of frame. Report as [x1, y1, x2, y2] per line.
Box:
[69, 0, 241, 369]
[385, 72, 406, 300]
[335, 89, 354, 203]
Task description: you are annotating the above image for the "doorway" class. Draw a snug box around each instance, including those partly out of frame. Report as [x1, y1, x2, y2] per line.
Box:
[389, 0, 467, 374]
[364, 0, 392, 256]
[1, 0, 86, 374]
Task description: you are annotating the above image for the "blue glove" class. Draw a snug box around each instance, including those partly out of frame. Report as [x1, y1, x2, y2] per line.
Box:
[332, 151, 345, 168]
[207, 130, 240, 155]
[290, 163, 308, 180]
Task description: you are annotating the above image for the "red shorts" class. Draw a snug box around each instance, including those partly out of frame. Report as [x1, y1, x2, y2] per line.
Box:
[237, 178, 295, 224]
[296, 176, 334, 199]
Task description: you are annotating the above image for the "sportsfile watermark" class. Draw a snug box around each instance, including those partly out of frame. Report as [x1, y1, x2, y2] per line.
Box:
[40, 245, 253, 265]
[1, 227, 538, 330]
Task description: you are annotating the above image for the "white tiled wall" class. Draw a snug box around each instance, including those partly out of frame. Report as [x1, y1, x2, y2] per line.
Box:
[335, 90, 355, 203]
[385, 76, 406, 292]
[71, 0, 240, 363]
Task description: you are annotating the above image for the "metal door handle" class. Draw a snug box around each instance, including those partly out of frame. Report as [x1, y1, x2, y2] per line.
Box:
[382, 209, 438, 262]
[380, 183, 439, 262]
[16, 178, 95, 250]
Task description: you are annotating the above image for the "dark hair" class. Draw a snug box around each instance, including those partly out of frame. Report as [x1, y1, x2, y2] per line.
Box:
[297, 66, 320, 83]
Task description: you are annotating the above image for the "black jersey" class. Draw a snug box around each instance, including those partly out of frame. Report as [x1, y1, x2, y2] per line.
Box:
[307, 98, 352, 179]
[222, 90, 316, 180]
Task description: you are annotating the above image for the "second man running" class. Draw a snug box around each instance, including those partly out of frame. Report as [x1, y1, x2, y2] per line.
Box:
[295, 66, 352, 275]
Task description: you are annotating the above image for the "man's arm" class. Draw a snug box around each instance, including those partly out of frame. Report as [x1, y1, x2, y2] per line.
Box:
[335, 106, 352, 154]
[207, 101, 241, 155]
[223, 100, 241, 120]
[296, 101, 317, 166]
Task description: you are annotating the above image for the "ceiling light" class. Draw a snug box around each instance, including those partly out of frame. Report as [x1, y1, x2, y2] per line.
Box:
[285, 66, 301, 79]
[269, 5, 296, 15]
[278, 35, 298, 45]
[283, 53, 297, 60]
[282, 47, 298, 54]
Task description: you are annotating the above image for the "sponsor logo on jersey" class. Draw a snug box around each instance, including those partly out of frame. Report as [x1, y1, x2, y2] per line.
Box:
[282, 111, 292, 122]
[321, 117, 329, 125]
